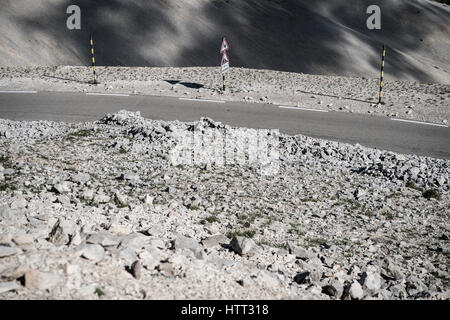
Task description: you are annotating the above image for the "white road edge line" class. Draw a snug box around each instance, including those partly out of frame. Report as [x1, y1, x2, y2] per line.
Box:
[279, 105, 328, 113]
[0, 90, 37, 94]
[179, 97, 225, 103]
[86, 93, 130, 97]
[391, 118, 448, 128]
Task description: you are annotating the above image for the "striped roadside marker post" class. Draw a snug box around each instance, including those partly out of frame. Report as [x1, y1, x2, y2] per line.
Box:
[378, 45, 386, 104]
[222, 73, 226, 92]
[90, 34, 98, 85]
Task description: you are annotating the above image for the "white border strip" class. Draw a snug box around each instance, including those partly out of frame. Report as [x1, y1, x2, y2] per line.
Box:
[179, 98, 225, 103]
[0, 90, 37, 94]
[279, 105, 328, 113]
[86, 92, 129, 97]
[391, 118, 448, 128]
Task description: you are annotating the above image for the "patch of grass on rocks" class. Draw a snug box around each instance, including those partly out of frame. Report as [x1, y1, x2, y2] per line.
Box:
[226, 229, 257, 239]
[0, 182, 17, 192]
[0, 154, 9, 164]
[406, 180, 424, 192]
[258, 240, 288, 250]
[301, 197, 318, 203]
[237, 211, 264, 227]
[186, 204, 200, 211]
[422, 189, 441, 200]
[289, 223, 306, 236]
[80, 197, 99, 208]
[307, 237, 328, 247]
[245, 211, 264, 223]
[361, 209, 375, 217]
[0, 176, 17, 192]
[95, 287, 105, 297]
[69, 129, 94, 138]
[23, 184, 43, 194]
[382, 211, 395, 220]
[386, 192, 403, 199]
[344, 198, 361, 210]
[200, 215, 220, 225]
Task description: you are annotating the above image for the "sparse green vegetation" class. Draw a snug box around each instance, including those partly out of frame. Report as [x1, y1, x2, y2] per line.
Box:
[226, 229, 257, 239]
[289, 222, 305, 236]
[260, 217, 274, 228]
[0, 154, 8, 165]
[383, 211, 395, 220]
[307, 237, 328, 246]
[23, 184, 44, 194]
[344, 198, 361, 210]
[423, 189, 441, 200]
[301, 197, 318, 203]
[258, 240, 288, 250]
[406, 180, 423, 192]
[187, 204, 200, 211]
[69, 129, 93, 138]
[200, 214, 220, 225]
[114, 200, 128, 209]
[95, 288, 105, 297]
[237, 211, 263, 226]
[0, 174, 17, 191]
[79, 197, 99, 208]
[153, 198, 168, 206]
[386, 192, 402, 199]
[431, 271, 450, 282]
[0, 182, 17, 192]
[361, 209, 375, 217]
[389, 234, 398, 241]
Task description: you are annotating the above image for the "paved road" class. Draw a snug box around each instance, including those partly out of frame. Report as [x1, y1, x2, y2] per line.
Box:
[0, 91, 449, 159]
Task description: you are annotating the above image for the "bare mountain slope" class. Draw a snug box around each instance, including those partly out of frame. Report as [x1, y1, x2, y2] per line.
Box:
[0, 0, 449, 83]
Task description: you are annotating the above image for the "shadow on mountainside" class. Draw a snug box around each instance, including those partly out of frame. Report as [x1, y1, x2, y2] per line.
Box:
[12, 0, 450, 83]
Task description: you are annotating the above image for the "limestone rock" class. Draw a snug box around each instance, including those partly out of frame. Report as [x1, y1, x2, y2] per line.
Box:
[0, 281, 20, 294]
[0, 246, 22, 258]
[25, 269, 61, 291]
[201, 234, 229, 248]
[349, 281, 364, 300]
[130, 260, 142, 280]
[230, 236, 256, 256]
[81, 244, 105, 262]
[171, 234, 201, 253]
[293, 271, 310, 284]
[12, 233, 34, 246]
[48, 219, 76, 246]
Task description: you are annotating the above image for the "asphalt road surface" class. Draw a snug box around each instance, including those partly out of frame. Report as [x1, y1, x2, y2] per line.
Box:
[0, 91, 449, 159]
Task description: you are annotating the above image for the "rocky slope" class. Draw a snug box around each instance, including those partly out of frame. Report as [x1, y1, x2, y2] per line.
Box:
[1, 0, 449, 84]
[0, 110, 448, 299]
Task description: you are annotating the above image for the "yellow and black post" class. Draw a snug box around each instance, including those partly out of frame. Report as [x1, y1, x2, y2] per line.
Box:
[222, 73, 226, 92]
[90, 34, 98, 85]
[378, 45, 385, 104]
